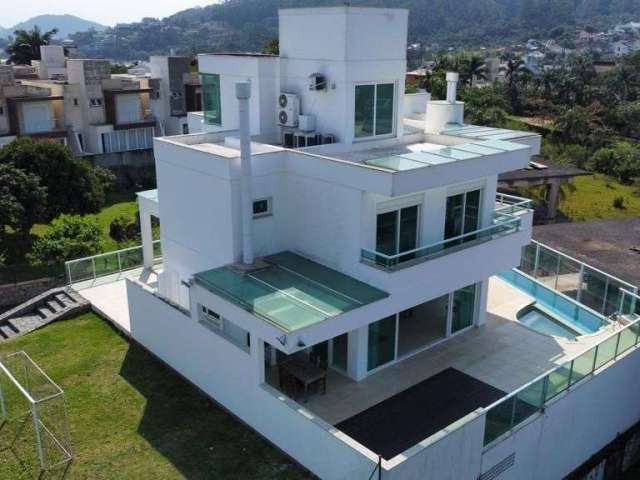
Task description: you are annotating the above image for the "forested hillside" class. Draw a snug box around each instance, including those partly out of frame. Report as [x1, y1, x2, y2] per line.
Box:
[71, 0, 640, 59]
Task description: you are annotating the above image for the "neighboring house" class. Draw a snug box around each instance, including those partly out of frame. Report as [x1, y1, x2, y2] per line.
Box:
[0, 51, 202, 161]
[65, 6, 640, 480]
[149, 55, 202, 136]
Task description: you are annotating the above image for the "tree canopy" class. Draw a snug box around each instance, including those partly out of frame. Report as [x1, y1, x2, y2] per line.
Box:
[0, 138, 109, 220]
[5, 26, 58, 65]
[0, 163, 47, 235]
[29, 215, 102, 265]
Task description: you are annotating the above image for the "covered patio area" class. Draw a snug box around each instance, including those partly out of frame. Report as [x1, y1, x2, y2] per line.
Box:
[266, 276, 614, 427]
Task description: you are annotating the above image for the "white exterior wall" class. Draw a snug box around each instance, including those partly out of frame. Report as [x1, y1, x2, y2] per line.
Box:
[197, 55, 279, 140]
[481, 347, 640, 480]
[279, 7, 408, 144]
[128, 281, 380, 480]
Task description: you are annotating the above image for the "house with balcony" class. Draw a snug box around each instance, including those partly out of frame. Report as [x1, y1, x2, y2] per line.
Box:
[65, 6, 640, 480]
[0, 67, 67, 147]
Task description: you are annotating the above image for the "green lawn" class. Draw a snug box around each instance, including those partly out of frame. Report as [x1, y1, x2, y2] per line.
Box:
[559, 174, 640, 222]
[0, 314, 310, 480]
[32, 191, 139, 252]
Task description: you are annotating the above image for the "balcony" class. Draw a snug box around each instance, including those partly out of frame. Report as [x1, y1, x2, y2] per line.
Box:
[361, 194, 532, 271]
[116, 109, 156, 127]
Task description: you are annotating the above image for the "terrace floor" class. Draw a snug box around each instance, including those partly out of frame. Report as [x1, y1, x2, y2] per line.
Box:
[75, 267, 160, 334]
[302, 277, 618, 425]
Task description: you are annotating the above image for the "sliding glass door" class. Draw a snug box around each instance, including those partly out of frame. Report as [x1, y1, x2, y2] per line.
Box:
[451, 284, 477, 333]
[397, 294, 449, 357]
[367, 283, 479, 372]
[367, 315, 397, 371]
[376, 205, 419, 263]
[444, 189, 481, 247]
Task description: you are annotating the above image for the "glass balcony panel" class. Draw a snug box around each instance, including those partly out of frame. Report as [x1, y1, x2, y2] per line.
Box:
[545, 363, 572, 401]
[569, 349, 595, 385]
[513, 378, 544, 425]
[484, 397, 515, 446]
[594, 335, 619, 370]
[617, 327, 637, 356]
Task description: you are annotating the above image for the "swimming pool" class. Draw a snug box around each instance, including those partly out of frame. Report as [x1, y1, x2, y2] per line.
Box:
[499, 269, 608, 336]
[517, 305, 582, 339]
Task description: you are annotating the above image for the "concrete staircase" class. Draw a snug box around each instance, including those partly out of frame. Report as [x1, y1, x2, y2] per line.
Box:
[0, 287, 90, 341]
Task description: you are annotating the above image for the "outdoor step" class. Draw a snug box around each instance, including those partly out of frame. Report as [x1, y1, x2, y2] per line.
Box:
[46, 299, 65, 313]
[0, 325, 17, 339]
[2, 320, 19, 333]
[37, 307, 53, 319]
[9, 315, 46, 333]
[55, 293, 77, 307]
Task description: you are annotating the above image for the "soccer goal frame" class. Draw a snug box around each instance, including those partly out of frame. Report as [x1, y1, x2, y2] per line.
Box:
[0, 351, 73, 474]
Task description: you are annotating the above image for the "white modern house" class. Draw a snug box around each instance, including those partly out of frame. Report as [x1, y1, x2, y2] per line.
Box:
[66, 6, 640, 480]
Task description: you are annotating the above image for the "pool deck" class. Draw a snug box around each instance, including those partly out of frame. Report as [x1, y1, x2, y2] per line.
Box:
[299, 277, 621, 425]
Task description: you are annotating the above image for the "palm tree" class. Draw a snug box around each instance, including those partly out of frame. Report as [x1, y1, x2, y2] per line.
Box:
[6, 26, 58, 65]
[461, 54, 487, 86]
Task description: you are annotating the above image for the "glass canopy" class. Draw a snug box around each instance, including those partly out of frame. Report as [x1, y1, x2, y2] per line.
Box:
[364, 138, 528, 172]
[194, 251, 389, 332]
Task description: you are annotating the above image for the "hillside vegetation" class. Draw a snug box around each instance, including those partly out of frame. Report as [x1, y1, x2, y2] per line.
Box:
[72, 0, 640, 59]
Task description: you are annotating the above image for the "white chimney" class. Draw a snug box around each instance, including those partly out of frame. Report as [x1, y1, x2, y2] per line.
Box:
[424, 71, 465, 134]
[236, 82, 254, 266]
[446, 72, 459, 103]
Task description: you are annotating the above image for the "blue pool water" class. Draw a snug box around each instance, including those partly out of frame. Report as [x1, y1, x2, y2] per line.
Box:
[499, 269, 607, 336]
[517, 306, 580, 339]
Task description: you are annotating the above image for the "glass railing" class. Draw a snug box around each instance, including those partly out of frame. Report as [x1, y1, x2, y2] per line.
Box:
[483, 287, 640, 447]
[65, 240, 161, 285]
[495, 193, 534, 215]
[518, 241, 638, 318]
[361, 196, 531, 271]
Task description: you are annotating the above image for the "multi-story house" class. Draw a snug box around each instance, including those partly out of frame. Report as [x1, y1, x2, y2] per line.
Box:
[149, 55, 202, 136]
[0, 65, 67, 148]
[66, 6, 640, 479]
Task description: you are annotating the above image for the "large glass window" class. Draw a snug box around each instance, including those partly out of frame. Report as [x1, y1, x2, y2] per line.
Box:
[202, 73, 222, 126]
[367, 315, 397, 371]
[451, 284, 477, 333]
[376, 205, 419, 262]
[445, 189, 482, 247]
[397, 294, 448, 357]
[355, 83, 395, 138]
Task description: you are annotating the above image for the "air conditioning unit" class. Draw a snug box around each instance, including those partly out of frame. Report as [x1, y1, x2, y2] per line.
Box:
[277, 93, 300, 127]
[298, 114, 316, 132]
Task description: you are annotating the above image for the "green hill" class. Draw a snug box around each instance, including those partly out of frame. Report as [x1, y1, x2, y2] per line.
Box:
[71, 0, 640, 60]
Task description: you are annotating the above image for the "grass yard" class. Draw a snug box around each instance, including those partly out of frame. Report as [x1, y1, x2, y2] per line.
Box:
[558, 174, 640, 222]
[32, 191, 140, 252]
[0, 314, 310, 480]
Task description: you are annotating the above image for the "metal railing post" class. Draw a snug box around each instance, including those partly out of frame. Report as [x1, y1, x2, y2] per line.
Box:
[614, 332, 622, 360]
[0, 378, 6, 420]
[117, 251, 122, 275]
[533, 243, 540, 279]
[65, 262, 72, 286]
[576, 264, 585, 303]
[91, 258, 96, 281]
[592, 345, 599, 372]
[30, 402, 46, 470]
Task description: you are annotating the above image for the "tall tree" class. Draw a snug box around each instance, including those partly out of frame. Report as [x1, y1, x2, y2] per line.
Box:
[0, 138, 108, 220]
[5, 26, 58, 65]
[0, 163, 47, 235]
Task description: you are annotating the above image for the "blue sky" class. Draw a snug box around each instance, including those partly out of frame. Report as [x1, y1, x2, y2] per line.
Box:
[3, 0, 218, 28]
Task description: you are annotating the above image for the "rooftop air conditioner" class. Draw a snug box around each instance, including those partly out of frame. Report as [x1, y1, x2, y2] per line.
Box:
[277, 93, 300, 127]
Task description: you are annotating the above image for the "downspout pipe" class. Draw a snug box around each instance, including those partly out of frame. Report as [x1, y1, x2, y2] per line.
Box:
[236, 81, 254, 266]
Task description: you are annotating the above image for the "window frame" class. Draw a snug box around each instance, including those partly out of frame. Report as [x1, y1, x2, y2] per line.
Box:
[375, 202, 421, 257]
[198, 304, 251, 353]
[354, 82, 397, 140]
[252, 197, 273, 219]
[202, 73, 222, 126]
